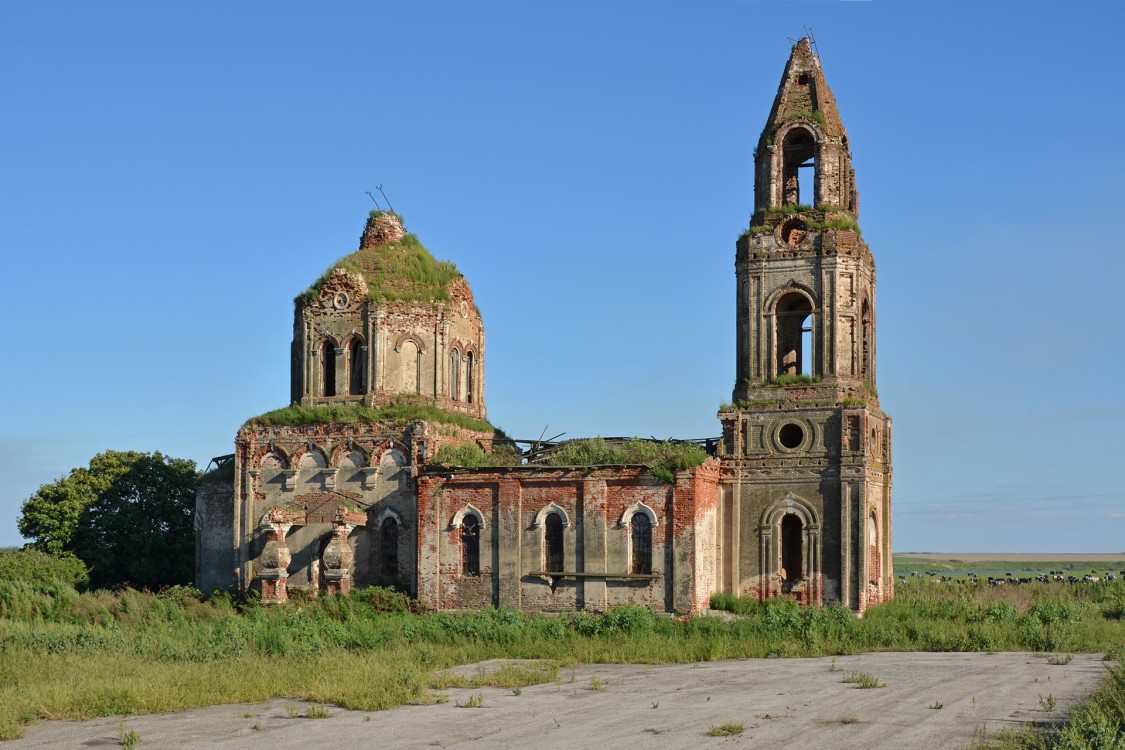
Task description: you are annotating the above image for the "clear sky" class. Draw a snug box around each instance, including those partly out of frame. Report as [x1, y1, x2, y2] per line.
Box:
[2, 1, 1123, 553]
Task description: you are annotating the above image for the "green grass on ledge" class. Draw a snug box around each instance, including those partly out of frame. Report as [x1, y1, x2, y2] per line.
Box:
[243, 401, 496, 434]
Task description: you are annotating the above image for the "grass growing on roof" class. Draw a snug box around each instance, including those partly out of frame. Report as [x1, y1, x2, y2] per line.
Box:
[542, 438, 708, 483]
[243, 401, 495, 434]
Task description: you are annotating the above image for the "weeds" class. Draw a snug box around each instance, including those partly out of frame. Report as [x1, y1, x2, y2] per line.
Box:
[930, 701, 944, 709]
[839, 716, 860, 724]
[1047, 653, 1074, 665]
[707, 721, 745, 736]
[1038, 693, 1056, 712]
[841, 672, 885, 689]
[119, 723, 140, 749]
[828, 657, 841, 672]
[304, 705, 332, 719]
[589, 677, 603, 691]
[456, 693, 485, 708]
[0, 572, 1122, 742]
[539, 438, 707, 484]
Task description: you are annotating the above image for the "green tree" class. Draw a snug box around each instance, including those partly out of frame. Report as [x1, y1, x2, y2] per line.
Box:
[18, 450, 144, 555]
[18, 451, 200, 589]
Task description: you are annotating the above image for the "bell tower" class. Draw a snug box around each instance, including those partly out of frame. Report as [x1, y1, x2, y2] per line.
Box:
[717, 39, 892, 613]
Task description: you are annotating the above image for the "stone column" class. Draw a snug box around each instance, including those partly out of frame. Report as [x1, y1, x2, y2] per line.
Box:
[321, 508, 366, 596]
[257, 515, 294, 604]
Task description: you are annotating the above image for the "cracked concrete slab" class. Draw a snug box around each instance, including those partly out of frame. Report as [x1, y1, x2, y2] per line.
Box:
[5, 652, 1111, 749]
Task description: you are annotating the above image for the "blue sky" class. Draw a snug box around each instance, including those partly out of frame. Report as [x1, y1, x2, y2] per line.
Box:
[2, 1, 1122, 553]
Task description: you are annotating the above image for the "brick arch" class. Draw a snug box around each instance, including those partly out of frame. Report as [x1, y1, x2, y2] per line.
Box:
[773, 120, 822, 150]
[532, 502, 570, 529]
[757, 492, 822, 604]
[290, 442, 329, 469]
[617, 501, 659, 528]
[253, 443, 290, 469]
[371, 439, 410, 465]
[393, 332, 427, 354]
[373, 506, 404, 527]
[451, 503, 486, 530]
[764, 281, 818, 313]
[330, 443, 369, 468]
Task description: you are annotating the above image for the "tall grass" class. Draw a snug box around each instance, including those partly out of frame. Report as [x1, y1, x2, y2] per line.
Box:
[0, 576, 1121, 741]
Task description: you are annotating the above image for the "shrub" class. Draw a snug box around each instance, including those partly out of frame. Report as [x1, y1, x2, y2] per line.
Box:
[0, 549, 88, 590]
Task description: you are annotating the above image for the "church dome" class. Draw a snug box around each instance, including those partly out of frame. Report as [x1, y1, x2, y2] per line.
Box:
[296, 211, 472, 309]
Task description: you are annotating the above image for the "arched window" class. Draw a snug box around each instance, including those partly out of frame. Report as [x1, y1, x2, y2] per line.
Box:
[780, 514, 803, 581]
[781, 127, 816, 206]
[776, 293, 813, 377]
[544, 513, 564, 573]
[322, 340, 336, 397]
[630, 513, 652, 574]
[450, 349, 460, 401]
[461, 515, 480, 576]
[868, 513, 879, 584]
[348, 338, 364, 396]
[465, 351, 474, 404]
[381, 517, 398, 577]
[860, 299, 871, 381]
[397, 340, 419, 395]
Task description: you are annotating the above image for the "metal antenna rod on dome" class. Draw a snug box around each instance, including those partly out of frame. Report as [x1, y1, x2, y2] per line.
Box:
[376, 185, 395, 214]
[804, 27, 820, 58]
[365, 191, 383, 211]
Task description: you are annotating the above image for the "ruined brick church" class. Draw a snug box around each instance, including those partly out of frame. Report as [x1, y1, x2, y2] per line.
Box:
[196, 38, 893, 614]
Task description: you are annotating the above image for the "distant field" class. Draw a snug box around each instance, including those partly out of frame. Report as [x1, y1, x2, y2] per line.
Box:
[896, 553, 1125, 563]
[893, 553, 1125, 577]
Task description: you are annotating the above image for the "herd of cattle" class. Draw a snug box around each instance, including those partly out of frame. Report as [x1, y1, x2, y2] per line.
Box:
[899, 570, 1123, 586]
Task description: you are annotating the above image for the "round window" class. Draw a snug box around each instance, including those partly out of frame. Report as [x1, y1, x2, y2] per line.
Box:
[779, 423, 805, 450]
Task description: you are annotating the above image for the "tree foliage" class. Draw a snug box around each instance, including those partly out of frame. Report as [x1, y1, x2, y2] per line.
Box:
[18, 451, 199, 590]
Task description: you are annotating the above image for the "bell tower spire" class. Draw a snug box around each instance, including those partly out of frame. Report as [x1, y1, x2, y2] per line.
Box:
[755, 37, 858, 214]
[716, 39, 892, 614]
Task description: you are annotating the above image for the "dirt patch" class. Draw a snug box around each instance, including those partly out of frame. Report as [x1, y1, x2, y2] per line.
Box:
[5, 652, 1111, 749]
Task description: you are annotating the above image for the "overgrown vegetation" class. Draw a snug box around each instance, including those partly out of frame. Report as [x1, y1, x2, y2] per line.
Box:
[765, 374, 822, 386]
[431, 441, 522, 469]
[805, 214, 861, 234]
[243, 400, 496, 435]
[540, 438, 708, 483]
[0, 549, 88, 590]
[295, 218, 464, 306]
[0, 565, 1121, 743]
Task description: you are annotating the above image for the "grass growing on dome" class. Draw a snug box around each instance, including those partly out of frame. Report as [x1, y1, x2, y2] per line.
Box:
[243, 401, 495, 434]
[295, 232, 464, 307]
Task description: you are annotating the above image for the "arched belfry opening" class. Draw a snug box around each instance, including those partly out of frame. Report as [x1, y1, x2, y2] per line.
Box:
[775, 292, 814, 377]
[781, 127, 816, 206]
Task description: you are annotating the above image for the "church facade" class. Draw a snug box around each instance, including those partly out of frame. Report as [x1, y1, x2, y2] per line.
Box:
[196, 38, 892, 614]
